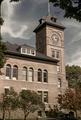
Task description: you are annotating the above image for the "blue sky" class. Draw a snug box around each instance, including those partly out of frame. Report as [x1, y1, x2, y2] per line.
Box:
[1, 0, 81, 66]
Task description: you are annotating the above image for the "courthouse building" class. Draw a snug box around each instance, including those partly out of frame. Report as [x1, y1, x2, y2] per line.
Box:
[0, 15, 67, 108]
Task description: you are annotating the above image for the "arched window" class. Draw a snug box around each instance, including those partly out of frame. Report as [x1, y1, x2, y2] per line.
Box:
[13, 65, 18, 80]
[28, 67, 34, 82]
[6, 64, 11, 79]
[38, 69, 42, 82]
[22, 67, 27, 81]
[43, 70, 48, 82]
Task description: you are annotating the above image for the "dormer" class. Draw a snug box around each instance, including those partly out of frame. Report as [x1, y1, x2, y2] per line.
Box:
[18, 45, 36, 56]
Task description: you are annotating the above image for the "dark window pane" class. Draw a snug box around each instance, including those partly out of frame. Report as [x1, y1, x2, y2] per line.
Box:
[52, 50, 55, 58]
[38, 111, 42, 117]
[13, 65, 18, 80]
[29, 67, 34, 82]
[38, 69, 42, 82]
[43, 70, 48, 82]
[58, 78, 62, 88]
[38, 91, 42, 102]
[44, 91, 48, 103]
[4, 88, 9, 95]
[6, 64, 11, 79]
[23, 67, 27, 81]
[56, 51, 60, 58]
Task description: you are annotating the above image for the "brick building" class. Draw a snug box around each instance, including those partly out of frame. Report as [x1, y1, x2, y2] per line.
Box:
[0, 15, 67, 110]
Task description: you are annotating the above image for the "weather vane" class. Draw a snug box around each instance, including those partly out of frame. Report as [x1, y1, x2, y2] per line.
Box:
[48, 0, 51, 16]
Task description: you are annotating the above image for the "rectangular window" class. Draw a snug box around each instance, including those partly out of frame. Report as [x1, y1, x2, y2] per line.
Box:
[21, 48, 27, 54]
[52, 49, 55, 58]
[4, 88, 10, 95]
[58, 78, 62, 88]
[31, 50, 35, 55]
[43, 91, 48, 103]
[38, 111, 42, 117]
[56, 51, 60, 59]
[38, 91, 42, 102]
[51, 49, 60, 59]
[27, 48, 30, 54]
[57, 66, 60, 72]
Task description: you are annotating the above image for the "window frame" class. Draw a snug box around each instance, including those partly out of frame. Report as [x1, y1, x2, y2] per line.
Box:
[43, 70, 48, 83]
[43, 91, 48, 103]
[58, 78, 62, 88]
[22, 67, 27, 81]
[13, 65, 18, 80]
[28, 67, 34, 82]
[6, 64, 11, 79]
[38, 69, 42, 82]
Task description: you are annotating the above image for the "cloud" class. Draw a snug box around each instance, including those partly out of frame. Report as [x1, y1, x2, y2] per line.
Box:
[67, 50, 81, 66]
[1, 0, 81, 66]
[2, 24, 28, 38]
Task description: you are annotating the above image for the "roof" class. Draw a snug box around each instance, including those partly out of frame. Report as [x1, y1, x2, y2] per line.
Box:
[5, 42, 35, 52]
[5, 42, 59, 64]
[18, 44, 35, 50]
[34, 15, 65, 32]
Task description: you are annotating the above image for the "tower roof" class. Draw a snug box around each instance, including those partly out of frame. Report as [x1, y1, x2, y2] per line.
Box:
[34, 15, 65, 32]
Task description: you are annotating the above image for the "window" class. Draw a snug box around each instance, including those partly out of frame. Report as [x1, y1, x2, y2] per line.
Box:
[28, 67, 34, 82]
[51, 49, 55, 58]
[51, 49, 60, 59]
[56, 51, 60, 58]
[38, 69, 42, 82]
[27, 48, 30, 54]
[57, 66, 60, 72]
[13, 65, 18, 80]
[22, 67, 27, 81]
[38, 91, 48, 103]
[58, 78, 62, 88]
[31, 49, 35, 55]
[44, 91, 48, 103]
[43, 70, 48, 82]
[38, 111, 42, 117]
[38, 91, 42, 102]
[21, 48, 27, 54]
[4, 87, 10, 95]
[6, 64, 11, 79]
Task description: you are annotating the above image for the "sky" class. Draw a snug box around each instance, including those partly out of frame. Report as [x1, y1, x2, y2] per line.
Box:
[1, 0, 81, 66]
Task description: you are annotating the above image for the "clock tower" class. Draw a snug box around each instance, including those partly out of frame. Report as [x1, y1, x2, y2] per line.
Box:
[34, 15, 67, 92]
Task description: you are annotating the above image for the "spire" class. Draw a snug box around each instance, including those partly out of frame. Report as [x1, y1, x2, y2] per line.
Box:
[48, 0, 51, 16]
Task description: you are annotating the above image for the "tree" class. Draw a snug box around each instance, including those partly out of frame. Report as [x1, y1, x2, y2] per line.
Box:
[19, 90, 45, 120]
[66, 65, 81, 88]
[58, 88, 81, 118]
[0, 87, 19, 120]
[46, 105, 59, 118]
[49, 0, 81, 22]
[0, 0, 21, 74]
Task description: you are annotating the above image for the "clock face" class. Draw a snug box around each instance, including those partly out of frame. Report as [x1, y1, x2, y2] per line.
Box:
[51, 33, 59, 45]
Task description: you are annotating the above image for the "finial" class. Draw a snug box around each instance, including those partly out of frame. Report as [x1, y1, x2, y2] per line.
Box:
[48, 0, 51, 16]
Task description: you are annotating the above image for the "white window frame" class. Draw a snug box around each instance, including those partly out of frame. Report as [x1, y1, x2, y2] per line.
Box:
[21, 47, 27, 54]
